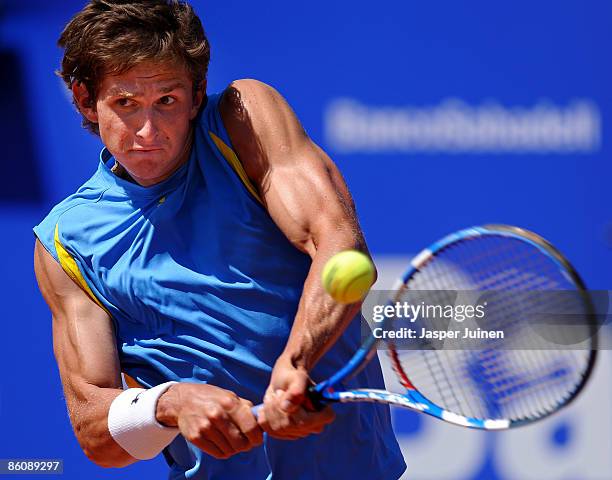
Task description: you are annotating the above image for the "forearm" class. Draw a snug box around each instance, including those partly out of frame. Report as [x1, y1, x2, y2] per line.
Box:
[282, 233, 370, 370]
[65, 384, 137, 468]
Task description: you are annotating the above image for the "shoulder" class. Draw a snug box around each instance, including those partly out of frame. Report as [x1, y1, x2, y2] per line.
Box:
[34, 174, 112, 261]
[45, 175, 110, 225]
[217, 79, 307, 185]
[219, 79, 289, 117]
[219, 78, 303, 142]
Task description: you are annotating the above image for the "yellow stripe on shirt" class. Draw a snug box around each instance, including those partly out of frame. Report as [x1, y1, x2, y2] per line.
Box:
[54, 224, 107, 312]
[209, 131, 263, 204]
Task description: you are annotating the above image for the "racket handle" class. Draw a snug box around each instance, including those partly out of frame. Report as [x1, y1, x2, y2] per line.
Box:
[251, 403, 264, 417]
[250, 388, 324, 418]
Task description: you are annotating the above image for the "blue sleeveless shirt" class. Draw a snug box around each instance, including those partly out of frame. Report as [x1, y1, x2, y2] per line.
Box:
[34, 93, 406, 480]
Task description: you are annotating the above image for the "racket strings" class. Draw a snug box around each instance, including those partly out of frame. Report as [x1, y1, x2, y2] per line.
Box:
[475, 253, 587, 411]
[389, 234, 593, 422]
[472, 245, 589, 416]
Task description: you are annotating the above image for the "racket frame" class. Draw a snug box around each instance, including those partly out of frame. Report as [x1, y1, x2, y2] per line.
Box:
[312, 225, 597, 430]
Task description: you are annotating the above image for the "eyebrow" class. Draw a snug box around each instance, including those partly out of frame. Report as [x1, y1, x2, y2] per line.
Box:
[107, 87, 136, 97]
[159, 82, 187, 93]
[107, 82, 187, 97]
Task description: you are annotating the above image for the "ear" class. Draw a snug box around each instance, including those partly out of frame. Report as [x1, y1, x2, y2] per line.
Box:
[72, 82, 99, 124]
[190, 80, 207, 119]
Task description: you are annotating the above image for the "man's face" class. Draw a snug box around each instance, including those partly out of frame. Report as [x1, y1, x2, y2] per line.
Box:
[83, 61, 203, 186]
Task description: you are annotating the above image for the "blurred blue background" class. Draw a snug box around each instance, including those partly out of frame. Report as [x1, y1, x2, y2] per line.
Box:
[1, 0, 610, 478]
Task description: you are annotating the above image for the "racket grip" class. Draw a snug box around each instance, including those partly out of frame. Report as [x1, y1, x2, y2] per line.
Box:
[251, 403, 263, 417]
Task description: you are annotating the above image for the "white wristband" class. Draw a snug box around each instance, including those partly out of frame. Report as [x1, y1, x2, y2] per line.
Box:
[108, 381, 179, 460]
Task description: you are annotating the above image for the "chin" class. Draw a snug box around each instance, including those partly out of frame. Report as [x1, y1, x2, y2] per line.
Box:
[124, 151, 167, 167]
[126, 158, 184, 185]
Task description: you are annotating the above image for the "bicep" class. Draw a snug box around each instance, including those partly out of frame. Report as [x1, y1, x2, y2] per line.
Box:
[222, 80, 363, 257]
[34, 240, 121, 397]
[263, 140, 362, 256]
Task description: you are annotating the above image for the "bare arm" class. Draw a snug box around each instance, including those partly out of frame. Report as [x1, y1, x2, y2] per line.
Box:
[34, 241, 263, 462]
[220, 80, 373, 435]
[33, 240, 135, 468]
[221, 79, 370, 371]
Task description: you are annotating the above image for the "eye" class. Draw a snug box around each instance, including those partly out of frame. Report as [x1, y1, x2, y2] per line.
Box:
[117, 98, 134, 107]
[159, 96, 176, 105]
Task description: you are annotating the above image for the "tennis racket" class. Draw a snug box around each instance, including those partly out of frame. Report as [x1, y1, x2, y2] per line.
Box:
[254, 225, 597, 430]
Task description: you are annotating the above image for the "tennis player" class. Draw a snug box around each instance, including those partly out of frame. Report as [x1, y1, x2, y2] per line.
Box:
[33, 1, 406, 478]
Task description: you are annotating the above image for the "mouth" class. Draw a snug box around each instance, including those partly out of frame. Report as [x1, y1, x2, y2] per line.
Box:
[130, 148, 164, 152]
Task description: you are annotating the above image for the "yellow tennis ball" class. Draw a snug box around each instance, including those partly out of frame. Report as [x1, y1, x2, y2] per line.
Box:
[322, 250, 375, 304]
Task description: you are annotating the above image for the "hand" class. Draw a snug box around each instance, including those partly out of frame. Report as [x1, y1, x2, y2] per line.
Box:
[156, 383, 263, 459]
[258, 355, 335, 440]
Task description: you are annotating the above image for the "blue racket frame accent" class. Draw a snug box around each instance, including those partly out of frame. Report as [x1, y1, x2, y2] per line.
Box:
[321, 388, 510, 430]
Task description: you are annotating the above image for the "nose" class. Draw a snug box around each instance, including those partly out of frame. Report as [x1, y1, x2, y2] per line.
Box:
[136, 109, 159, 141]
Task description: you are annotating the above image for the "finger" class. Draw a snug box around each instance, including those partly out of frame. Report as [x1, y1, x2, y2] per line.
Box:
[210, 414, 251, 453]
[256, 407, 271, 433]
[263, 389, 274, 405]
[280, 371, 309, 413]
[184, 419, 233, 459]
[196, 438, 227, 459]
[286, 406, 335, 434]
[205, 423, 236, 458]
[230, 402, 264, 446]
[262, 388, 281, 414]
[262, 390, 285, 425]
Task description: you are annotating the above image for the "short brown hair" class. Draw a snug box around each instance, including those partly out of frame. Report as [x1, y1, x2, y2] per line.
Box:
[58, 0, 210, 134]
